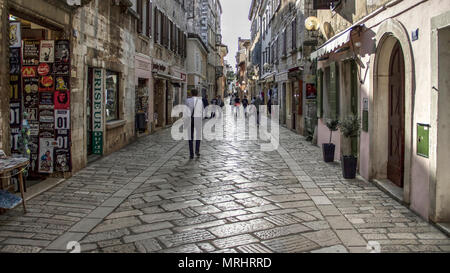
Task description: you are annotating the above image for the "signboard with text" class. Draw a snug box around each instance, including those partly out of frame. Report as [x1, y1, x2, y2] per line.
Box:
[93, 69, 104, 155]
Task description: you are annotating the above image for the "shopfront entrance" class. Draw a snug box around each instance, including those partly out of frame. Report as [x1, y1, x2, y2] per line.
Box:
[7, 14, 72, 185]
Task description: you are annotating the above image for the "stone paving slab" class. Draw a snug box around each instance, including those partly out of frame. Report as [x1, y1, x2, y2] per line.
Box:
[0, 114, 449, 253]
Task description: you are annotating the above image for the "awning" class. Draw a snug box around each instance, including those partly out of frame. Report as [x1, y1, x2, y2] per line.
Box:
[311, 26, 359, 60]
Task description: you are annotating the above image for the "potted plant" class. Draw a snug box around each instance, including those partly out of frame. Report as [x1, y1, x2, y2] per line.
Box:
[338, 115, 361, 179]
[323, 119, 339, 162]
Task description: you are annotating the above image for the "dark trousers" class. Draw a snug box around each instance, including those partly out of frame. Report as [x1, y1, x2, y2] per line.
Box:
[188, 117, 201, 157]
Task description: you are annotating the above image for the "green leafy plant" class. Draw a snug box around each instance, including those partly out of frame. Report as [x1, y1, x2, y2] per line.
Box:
[339, 115, 361, 139]
[325, 119, 339, 143]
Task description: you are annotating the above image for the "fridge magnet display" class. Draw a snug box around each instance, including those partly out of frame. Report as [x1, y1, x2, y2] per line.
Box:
[55, 149, 71, 173]
[29, 138, 38, 154]
[39, 75, 55, 92]
[39, 109, 54, 124]
[39, 123, 55, 138]
[306, 83, 317, 100]
[10, 48, 21, 64]
[55, 76, 69, 91]
[9, 22, 21, 48]
[25, 108, 38, 121]
[22, 40, 40, 66]
[10, 102, 21, 127]
[10, 74, 21, 101]
[53, 63, 70, 76]
[10, 127, 20, 154]
[39, 92, 54, 106]
[54, 90, 70, 109]
[55, 110, 70, 130]
[29, 122, 39, 137]
[39, 40, 55, 63]
[39, 138, 55, 174]
[55, 40, 70, 63]
[38, 63, 52, 76]
[22, 66, 37, 78]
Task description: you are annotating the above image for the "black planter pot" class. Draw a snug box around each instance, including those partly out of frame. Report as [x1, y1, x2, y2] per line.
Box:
[322, 143, 335, 163]
[342, 155, 358, 179]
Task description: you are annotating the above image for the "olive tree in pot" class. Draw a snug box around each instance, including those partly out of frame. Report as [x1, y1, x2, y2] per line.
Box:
[338, 115, 361, 179]
[323, 119, 339, 162]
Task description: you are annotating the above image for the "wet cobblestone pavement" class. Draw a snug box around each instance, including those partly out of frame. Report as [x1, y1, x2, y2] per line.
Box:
[0, 109, 449, 253]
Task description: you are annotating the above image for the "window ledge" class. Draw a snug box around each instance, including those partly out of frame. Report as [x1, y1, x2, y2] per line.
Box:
[106, 120, 126, 130]
[138, 34, 151, 43]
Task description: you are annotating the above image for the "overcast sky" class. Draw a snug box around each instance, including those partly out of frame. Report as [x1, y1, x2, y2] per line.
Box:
[221, 0, 252, 70]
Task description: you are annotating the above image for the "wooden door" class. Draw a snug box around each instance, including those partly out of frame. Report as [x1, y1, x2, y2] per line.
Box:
[388, 42, 405, 187]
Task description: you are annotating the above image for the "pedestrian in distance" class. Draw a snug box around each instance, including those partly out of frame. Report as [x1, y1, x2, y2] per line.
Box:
[211, 96, 218, 118]
[242, 96, 249, 118]
[203, 95, 210, 119]
[185, 89, 204, 160]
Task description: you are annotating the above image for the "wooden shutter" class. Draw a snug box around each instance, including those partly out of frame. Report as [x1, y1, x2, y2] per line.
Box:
[329, 62, 339, 120]
[137, 0, 143, 34]
[283, 29, 287, 56]
[317, 69, 323, 118]
[147, 1, 152, 37]
[160, 12, 165, 46]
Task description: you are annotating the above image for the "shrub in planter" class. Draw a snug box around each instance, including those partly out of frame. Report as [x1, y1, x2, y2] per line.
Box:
[339, 115, 362, 179]
[323, 119, 339, 162]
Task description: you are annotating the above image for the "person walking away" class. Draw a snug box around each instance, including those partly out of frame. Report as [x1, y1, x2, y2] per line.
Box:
[202, 95, 210, 119]
[234, 95, 241, 119]
[186, 89, 204, 159]
[254, 96, 262, 126]
[242, 96, 249, 118]
[210, 96, 218, 118]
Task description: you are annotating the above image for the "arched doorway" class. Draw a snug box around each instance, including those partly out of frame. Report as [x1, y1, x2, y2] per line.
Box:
[370, 18, 414, 203]
[388, 42, 405, 187]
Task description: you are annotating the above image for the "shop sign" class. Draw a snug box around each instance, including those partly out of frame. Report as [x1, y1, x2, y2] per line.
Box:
[40, 40, 55, 63]
[39, 109, 54, 123]
[93, 69, 104, 155]
[275, 72, 288, 82]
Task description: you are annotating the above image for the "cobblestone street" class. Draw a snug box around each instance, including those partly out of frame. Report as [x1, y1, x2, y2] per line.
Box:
[0, 112, 449, 253]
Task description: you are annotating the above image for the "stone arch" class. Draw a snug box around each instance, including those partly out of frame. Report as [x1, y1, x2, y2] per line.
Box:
[369, 18, 415, 204]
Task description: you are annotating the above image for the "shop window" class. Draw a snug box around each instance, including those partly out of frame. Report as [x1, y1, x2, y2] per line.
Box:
[106, 71, 120, 122]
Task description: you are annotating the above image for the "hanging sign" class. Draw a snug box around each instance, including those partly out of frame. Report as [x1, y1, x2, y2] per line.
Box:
[40, 40, 55, 63]
[93, 69, 103, 155]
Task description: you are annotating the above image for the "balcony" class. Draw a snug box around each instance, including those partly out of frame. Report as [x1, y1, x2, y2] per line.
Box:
[216, 34, 222, 46]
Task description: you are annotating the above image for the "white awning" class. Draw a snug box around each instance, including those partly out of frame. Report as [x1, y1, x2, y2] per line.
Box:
[311, 28, 354, 60]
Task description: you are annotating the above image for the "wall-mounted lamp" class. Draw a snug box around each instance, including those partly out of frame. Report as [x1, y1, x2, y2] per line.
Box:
[354, 42, 362, 48]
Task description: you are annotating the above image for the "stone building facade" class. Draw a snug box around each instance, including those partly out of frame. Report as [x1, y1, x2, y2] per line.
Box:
[311, 0, 450, 224]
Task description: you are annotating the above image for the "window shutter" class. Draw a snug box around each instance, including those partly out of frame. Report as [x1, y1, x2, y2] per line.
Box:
[160, 12, 165, 45]
[351, 60, 358, 115]
[137, 0, 143, 34]
[317, 69, 323, 118]
[329, 62, 339, 120]
[147, 1, 152, 37]
[283, 30, 287, 56]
